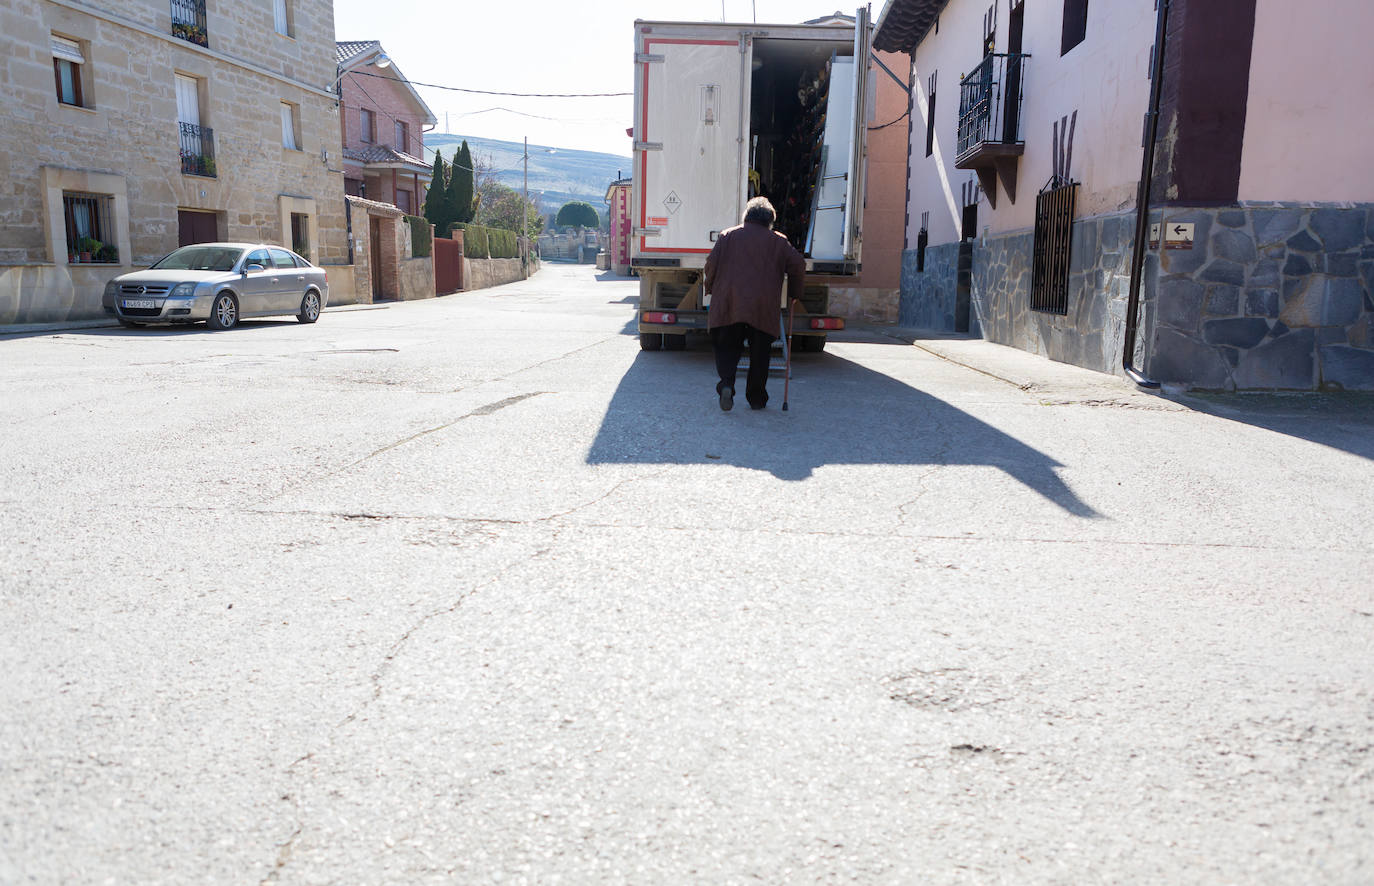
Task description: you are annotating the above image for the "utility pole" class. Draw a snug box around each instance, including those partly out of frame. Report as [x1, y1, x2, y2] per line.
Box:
[522, 136, 529, 270]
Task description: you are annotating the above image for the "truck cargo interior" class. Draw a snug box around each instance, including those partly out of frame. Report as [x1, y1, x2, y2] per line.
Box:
[748, 38, 854, 255]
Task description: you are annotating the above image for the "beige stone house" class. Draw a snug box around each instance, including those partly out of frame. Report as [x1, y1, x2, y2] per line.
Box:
[0, 0, 348, 324]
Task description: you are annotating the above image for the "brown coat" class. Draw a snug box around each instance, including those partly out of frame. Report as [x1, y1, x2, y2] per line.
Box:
[704, 221, 805, 338]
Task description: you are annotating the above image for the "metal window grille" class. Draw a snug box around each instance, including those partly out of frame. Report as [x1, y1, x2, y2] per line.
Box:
[1031, 178, 1076, 314]
[63, 192, 117, 263]
[179, 122, 216, 176]
[170, 0, 207, 46]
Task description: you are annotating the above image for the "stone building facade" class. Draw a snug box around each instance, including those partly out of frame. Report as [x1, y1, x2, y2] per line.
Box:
[0, 0, 347, 324]
[875, 0, 1374, 390]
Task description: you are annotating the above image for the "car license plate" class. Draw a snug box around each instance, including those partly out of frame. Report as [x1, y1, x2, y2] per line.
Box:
[122, 299, 157, 309]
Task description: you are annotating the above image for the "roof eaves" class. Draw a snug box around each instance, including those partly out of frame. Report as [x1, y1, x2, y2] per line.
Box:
[872, 0, 948, 52]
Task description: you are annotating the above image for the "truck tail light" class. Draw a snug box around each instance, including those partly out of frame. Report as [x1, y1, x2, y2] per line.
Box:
[809, 317, 844, 330]
[643, 312, 676, 324]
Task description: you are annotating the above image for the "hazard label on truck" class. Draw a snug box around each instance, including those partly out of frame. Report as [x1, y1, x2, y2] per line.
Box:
[663, 191, 682, 215]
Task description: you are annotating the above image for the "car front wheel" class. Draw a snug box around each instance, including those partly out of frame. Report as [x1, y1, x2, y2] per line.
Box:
[207, 292, 238, 330]
[297, 290, 321, 323]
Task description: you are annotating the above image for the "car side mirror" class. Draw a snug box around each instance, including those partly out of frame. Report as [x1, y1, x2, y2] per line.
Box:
[243, 263, 265, 275]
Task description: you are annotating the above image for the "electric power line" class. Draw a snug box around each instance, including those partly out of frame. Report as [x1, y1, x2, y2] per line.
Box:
[349, 69, 630, 98]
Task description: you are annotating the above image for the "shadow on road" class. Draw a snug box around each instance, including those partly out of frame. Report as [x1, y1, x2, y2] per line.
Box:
[588, 349, 1100, 517]
[1178, 392, 1374, 463]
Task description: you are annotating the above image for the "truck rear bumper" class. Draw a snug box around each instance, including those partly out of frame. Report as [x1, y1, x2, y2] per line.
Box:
[638, 310, 843, 336]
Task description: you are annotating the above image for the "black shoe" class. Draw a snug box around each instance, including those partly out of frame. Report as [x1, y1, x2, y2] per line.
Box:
[718, 384, 734, 411]
[749, 401, 767, 410]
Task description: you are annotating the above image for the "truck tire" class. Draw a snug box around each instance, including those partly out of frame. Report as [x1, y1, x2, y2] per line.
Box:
[663, 333, 686, 351]
[639, 332, 663, 351]
[799, 335, 826, 353]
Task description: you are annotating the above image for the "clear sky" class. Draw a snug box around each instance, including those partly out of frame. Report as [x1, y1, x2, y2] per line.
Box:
[332, 0, 866, 158]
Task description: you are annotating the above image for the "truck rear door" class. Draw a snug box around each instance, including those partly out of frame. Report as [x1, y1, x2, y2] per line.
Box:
[844, 4, 872, 263]
[634, 29, 746, 261]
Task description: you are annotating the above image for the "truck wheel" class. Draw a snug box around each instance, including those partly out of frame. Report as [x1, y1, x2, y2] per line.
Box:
[639, 333, 663, 351]
[800, 335, 826, 353]
[663, 334, 686, 351]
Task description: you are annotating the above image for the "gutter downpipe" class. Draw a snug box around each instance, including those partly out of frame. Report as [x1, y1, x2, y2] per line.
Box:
[1123, 0, 1170, 389]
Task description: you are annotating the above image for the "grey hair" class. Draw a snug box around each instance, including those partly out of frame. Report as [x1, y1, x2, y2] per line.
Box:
[742, 196, 776, 228]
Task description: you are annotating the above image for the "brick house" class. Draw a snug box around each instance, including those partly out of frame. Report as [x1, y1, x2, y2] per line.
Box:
[0, 0, 348, 324]
[875, 0, 1374, 390]
[335, 41, 435, 216]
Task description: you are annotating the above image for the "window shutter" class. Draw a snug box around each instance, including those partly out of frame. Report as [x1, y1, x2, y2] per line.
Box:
[51, 36, 84, 64]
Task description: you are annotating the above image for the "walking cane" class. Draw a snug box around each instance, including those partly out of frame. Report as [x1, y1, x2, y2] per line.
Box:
[782, 299, 797, 411]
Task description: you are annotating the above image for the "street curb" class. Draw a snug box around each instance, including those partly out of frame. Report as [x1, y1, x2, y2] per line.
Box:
[0, 302, 388, 337]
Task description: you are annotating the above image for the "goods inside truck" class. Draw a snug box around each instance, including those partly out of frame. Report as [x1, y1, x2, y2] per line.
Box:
[746, 37, 858, 259]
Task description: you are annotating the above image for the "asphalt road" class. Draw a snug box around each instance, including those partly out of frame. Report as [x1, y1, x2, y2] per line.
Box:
[2, 263, 1371, 884]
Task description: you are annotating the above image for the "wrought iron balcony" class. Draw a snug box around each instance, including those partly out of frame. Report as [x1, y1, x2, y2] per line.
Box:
[955, 52, 1028, 206]
[179, 122, 216, 177]
[170, 0, 208, 46]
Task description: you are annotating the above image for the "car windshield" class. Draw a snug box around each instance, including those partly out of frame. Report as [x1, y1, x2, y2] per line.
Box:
[151, 246, 244, 272]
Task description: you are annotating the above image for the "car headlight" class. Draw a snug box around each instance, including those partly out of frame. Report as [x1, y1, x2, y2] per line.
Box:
[170, 282, 197, 298]
[104, 280, 119, 297]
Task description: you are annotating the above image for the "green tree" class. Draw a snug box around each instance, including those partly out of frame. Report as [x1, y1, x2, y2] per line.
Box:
[422, 150, 448, 230]
[448, 141, 475, 225]
[476, 182, 542, 239]
[555, 201, 600, 230]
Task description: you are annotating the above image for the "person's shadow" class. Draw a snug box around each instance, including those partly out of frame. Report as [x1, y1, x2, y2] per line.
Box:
[587, 346, 1100, 517]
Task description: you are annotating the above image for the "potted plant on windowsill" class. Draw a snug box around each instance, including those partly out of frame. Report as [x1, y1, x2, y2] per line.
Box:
[76, 237, 102, 263]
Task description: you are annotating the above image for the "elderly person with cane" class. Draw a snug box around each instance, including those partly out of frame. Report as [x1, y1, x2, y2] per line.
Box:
[703, 196, 805, 411]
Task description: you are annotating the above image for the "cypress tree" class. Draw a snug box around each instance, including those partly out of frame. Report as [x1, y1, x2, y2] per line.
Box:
[453, 141, 475, 224]
[423, 150, 448, 229]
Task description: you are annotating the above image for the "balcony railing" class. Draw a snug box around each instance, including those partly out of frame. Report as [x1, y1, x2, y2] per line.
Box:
[956, 52, 1028, 165]
[170, 0, 207, 46]
[179, 122, 216, 177]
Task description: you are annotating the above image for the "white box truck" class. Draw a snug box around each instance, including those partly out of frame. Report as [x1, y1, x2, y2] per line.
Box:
[631, 9, 872, 352]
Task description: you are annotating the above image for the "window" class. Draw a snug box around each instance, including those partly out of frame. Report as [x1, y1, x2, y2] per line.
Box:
[1061, 0, 1088, 55]
[246, 248, 270, 269]
[273, 0, 292, 36]
[916, 212, 930, 271]
[924, 72, 936, 158]
[360, 108, 375, 143]
[280, 102, 299, 150]
[396, 188, 412, 214]
[1031, 179, 1077, 314]
[170, 0, 208, 46]
[394, 120, 409, 153]
[269, 248, 298, 269]
[64, 192, 117, 263]
[290, 212, 309, 256]
[52, 36, 86, 107]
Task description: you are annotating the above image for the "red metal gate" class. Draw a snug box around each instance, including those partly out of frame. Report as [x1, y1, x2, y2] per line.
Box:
[434, 236, 463, 294]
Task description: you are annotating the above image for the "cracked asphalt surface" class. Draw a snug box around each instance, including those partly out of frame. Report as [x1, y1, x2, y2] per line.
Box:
[2, 263, 1372, 884]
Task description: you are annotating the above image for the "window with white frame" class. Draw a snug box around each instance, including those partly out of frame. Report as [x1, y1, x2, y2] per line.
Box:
[52, 35, 87, 107]
[273, 0, 293, 36]
[280, 102, 299, 150]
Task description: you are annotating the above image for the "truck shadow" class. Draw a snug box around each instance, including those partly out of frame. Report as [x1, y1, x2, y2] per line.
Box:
[587, 349, 1100, 517]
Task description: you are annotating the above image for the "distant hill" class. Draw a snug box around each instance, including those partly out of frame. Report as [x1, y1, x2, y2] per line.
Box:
[423, 133, 632, 220]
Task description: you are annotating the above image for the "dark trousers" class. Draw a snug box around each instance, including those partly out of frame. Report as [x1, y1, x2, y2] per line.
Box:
[711, 322, 774, 408]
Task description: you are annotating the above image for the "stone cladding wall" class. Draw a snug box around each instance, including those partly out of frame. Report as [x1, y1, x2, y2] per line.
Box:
[1144, 204, 1374, 390]
[898, 242, 968, 333]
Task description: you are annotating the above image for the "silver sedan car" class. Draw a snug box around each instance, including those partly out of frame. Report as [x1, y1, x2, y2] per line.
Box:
[103, 242, 328, 329]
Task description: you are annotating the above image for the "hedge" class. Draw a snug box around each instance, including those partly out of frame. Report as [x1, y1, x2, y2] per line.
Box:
[405, 215, 432, 257]
[453, 223, 519, 260]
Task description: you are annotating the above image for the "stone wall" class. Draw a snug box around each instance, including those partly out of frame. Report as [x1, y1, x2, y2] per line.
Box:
[898, 242, 966, 332]
[971, 211, 1136, 375]
[828, 286, 900, 324]
[398, 257, 434, 301]
[1144, 203, 1374, 390]
[462, 258, 527, 291]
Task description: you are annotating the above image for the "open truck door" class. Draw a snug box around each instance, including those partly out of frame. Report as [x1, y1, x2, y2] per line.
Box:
[634, 32, 746, 263]
[844, 4, 872, 265]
